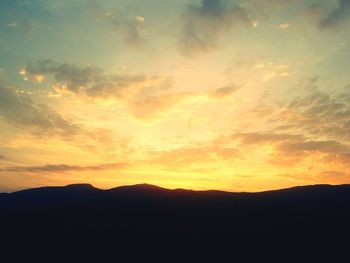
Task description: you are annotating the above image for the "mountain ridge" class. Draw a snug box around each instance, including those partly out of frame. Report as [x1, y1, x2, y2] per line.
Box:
[1, 182, 350, 261]
[4, 182, 350, 195]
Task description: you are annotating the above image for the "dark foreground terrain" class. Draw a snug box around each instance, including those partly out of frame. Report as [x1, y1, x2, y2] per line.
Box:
[1, 183, 350, 261]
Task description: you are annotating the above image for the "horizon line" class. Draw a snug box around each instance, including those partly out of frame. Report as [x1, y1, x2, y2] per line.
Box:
[2, 182, 350, 195]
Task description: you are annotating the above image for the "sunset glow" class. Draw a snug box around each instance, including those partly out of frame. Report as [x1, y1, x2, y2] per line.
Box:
[1, 0, 350, 192]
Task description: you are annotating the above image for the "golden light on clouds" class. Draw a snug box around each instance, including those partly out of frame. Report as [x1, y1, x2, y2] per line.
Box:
[135, 16, 145, 22]
[33, 74, 44, 83]
[279, 23, 290, 29]
[1, 0, 350, 192]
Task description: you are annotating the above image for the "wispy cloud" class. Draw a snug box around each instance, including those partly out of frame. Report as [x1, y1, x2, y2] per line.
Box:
[22, 59, 169, 101]
[0, 81, 80, 137]
[1, 162, 127, 173]
[246, 78, 350, 170]
[21, 59, 188, 121]
[210, 84, 240, 99]
[0, 77, 128, 155]
[22, 59, 241, 121]
[274, 90, 350, 141]
[89, 1, 146, 49]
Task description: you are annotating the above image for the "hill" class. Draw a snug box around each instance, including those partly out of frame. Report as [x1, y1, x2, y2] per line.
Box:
[1, 183, 350, 261]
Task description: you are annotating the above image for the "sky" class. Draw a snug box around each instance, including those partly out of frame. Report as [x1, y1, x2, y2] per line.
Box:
[0, 0, 350, 192]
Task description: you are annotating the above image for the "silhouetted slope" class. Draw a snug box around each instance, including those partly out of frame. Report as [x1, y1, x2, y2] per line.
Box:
[1, 183, 350, 261]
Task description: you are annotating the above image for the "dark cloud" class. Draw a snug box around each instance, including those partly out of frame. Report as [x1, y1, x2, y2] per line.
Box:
[23, 59, 170, 100]
[320, 0, 350, 28]
[180, 0, 254, 56]
[0, 81, 80, 137]
[1, 162, 127, 173]
[24, 59, 103, 93]
[307, 0, 350, 29]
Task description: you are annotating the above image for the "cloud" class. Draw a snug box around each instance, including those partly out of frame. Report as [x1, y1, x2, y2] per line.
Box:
[22, 59, 170, 101]
[234, 132, 303, 145]
[279, 23, 290, 29]
[228, 130, 350, 167]
[179, 0, 254, 56]
[277, 140, 350, 167]
[150, 129, 350, 174]
[211, 84, 240, 99]
[274, 90, 350, 141]
[139, 77, 350, 170]
[307, 0, 350, 29]
[254, 77, 350, 142]
[89, 2, 145, 49]
[21, 59, 191, 121]
[0, 81, 80, 137]
[320, 0, 350, 28]
[0, 76, 133, 155]
[110, 12, 145, 49]
[278, 140, 349, 154]
[22, 59, 213, 121]
[1, 162, 127, 173]
[247, 80, 350, 169]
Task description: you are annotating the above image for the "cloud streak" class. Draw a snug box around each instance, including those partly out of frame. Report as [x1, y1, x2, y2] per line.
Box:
[211, 84, 240, 99]
[23, 60, 241, 121]
[1, 162, 127, 173]
[0, 81, 80, 137]
[23, 59, 169, 101]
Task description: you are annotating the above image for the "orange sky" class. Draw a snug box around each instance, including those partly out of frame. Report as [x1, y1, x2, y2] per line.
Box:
[0, 0, 350, 192]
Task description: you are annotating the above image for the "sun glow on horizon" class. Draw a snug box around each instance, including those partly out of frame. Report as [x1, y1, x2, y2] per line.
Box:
[1, 0, 350, 192]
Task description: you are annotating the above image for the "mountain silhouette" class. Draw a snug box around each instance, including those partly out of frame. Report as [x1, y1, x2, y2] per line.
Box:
[1, 183, 350, 261]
